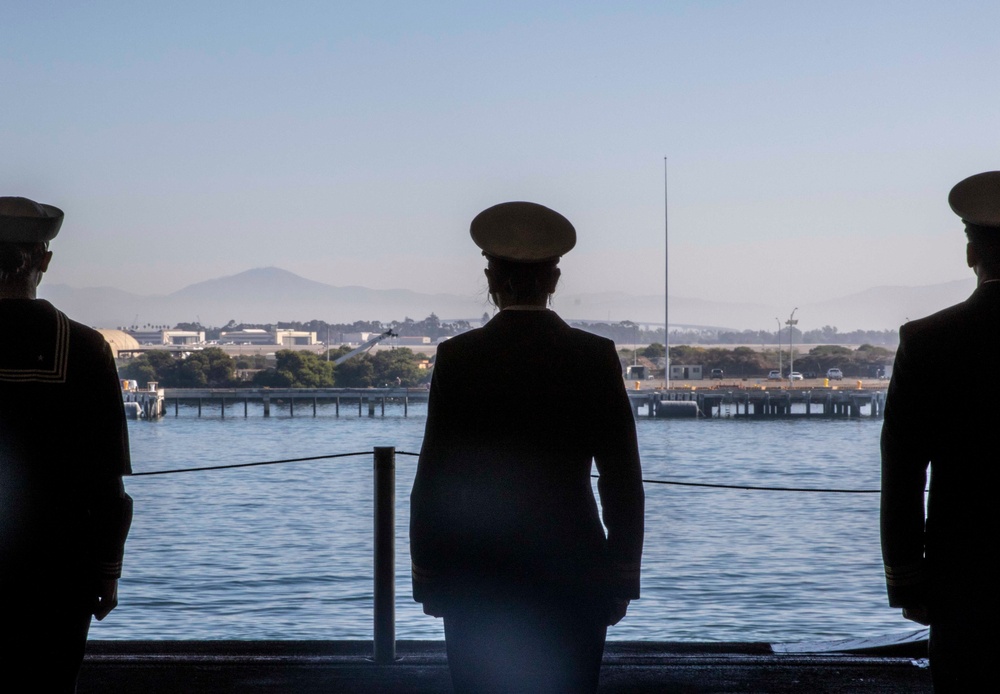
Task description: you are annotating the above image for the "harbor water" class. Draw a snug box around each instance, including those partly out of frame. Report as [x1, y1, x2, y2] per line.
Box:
[91, 401, 915, 643]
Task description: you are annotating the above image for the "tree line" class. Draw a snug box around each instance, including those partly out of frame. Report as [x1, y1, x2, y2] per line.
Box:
[120, 347, 430, 389]
[622, 343, 895, 379]
[672, 325, 899, 346]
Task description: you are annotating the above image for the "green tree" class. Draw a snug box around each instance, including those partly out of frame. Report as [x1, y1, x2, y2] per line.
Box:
[371, 348, 426, 386]
[334, 355, 375, 388]
[235, 354, 268, 370]
[121, 348, 237, 387]
[188, 347, 238, 386]
[119, 359, 158, 387]
[254, 350, 336, 387]
[668, 345, 707, 364]
[642, 343, 666, 360]
[119, 350, 178, 387]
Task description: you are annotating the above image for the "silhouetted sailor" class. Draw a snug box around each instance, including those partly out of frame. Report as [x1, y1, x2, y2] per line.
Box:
[881, 171, 1000, 692]
[0, 197, 133, 693]
[410, 202, 644, 693]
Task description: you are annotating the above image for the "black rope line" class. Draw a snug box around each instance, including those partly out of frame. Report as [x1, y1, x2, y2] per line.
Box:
[130, 451, 371, 477]
[625, 477, 881, 493]
[130, 447, 891, 493]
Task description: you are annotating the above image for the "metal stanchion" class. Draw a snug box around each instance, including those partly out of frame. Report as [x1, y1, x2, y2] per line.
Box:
[373, 446, 396, 664]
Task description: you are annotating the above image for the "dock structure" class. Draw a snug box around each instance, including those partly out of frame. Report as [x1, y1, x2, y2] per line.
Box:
[122, 388, 165, 420]
[161, 387, 427, 418]
[150, 386, 885, 421]
[628, 387, 887, 420]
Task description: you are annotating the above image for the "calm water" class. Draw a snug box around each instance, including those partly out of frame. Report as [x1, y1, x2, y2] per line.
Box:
[90, 402, 915, 643]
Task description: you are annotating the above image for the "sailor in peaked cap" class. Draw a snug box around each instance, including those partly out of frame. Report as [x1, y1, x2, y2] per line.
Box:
[469, 201, 576, 310]
[411, 198, 643, 693]
[949, 171, 1000, 282]
[949, 171, 1000, 230]
[881, 170, 1000, 692]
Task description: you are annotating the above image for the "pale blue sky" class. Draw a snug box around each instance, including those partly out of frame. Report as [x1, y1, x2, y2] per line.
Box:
[4, 1, 998, 309]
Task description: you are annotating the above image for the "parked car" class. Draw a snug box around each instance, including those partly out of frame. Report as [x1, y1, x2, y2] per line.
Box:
[789, 372, 804, 381]
[767, 370, 782, 380]
[710, 368, 724, 379]
[826, 368, 844, 380]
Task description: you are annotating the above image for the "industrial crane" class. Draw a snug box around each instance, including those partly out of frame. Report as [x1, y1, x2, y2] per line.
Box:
[331, 329, 397, 365]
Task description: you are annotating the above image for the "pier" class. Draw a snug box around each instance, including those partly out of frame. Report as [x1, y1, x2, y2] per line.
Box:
[628, 386, 887, 419]
[161, 387, 427, 418]
[150, 386, 887, 420]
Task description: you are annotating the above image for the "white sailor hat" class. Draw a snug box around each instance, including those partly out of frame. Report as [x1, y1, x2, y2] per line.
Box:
[949, 171, 1000, 229]
[0, 197, 64, 243]
[470, 201, 576, 262]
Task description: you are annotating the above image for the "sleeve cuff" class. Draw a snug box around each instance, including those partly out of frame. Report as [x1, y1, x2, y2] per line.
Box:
[885, 559, 927, 607]
[96, 559, 124, 579]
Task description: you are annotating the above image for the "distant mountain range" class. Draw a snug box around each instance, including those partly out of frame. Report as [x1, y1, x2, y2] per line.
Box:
[38, 266, 976, 332]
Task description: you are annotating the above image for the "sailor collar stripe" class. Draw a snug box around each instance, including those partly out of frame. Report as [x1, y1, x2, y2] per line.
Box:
[0, 309, 70, 383]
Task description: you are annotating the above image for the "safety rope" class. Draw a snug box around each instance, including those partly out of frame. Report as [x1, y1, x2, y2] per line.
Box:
[130, 451, 371, 476]
[129, 448, 888, 493]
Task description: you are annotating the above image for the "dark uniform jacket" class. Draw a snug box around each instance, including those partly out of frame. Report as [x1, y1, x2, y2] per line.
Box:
[410, 309, 644, 606]
[0, 299, 132, 593]
[881, 281, 1000, 610]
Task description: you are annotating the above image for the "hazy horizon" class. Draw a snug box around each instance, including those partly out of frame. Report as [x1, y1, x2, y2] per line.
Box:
[6, 2, 994, 312]
[38, 264, 976, 333]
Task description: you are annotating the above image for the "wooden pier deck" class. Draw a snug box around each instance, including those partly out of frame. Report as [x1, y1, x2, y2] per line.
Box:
[162, 387, 428, 418]
[148, 385, 887, 420]
[627, 386, 887, 419]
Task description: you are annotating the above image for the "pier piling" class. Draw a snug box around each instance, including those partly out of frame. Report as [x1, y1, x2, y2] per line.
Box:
[373, 447, 396, 665]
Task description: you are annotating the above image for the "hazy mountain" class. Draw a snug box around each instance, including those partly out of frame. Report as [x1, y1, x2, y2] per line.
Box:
[559, 280, 975, 332]
[40, 267, 486, 328]
[556, 292, 771, 330]
[38, 266, 976, 331]
[797, 279, 975, 330]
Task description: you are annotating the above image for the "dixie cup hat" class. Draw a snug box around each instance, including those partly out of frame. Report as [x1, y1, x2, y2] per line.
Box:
[0, 197, 64, 243]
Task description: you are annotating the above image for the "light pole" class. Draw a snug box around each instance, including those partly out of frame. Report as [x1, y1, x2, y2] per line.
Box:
[786, 308, 799, 384]
[775, 317, 782, 376]
[664, 157, 669, 391]
[633, 322, 638, 367]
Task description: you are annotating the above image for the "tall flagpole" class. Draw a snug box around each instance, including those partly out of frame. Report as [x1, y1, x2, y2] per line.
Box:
[664, 156, 670, 390]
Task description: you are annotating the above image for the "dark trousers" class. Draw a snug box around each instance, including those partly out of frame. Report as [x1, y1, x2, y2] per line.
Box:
[443, 591, 608, 694]
[5, 586, 92, 693]
[929, 613, 992, 693]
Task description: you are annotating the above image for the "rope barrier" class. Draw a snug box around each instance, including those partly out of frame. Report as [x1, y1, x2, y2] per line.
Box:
[130, 451, 371, 476]
[634, 478, 881, 493]
[130, 447, 892, 493]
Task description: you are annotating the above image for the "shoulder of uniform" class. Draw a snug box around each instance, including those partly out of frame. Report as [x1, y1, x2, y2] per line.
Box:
[66, 316, 113, 352]
[900, 300, 971, 341]
[439, 327, 482, 350]
[566, 325, 616, 352]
